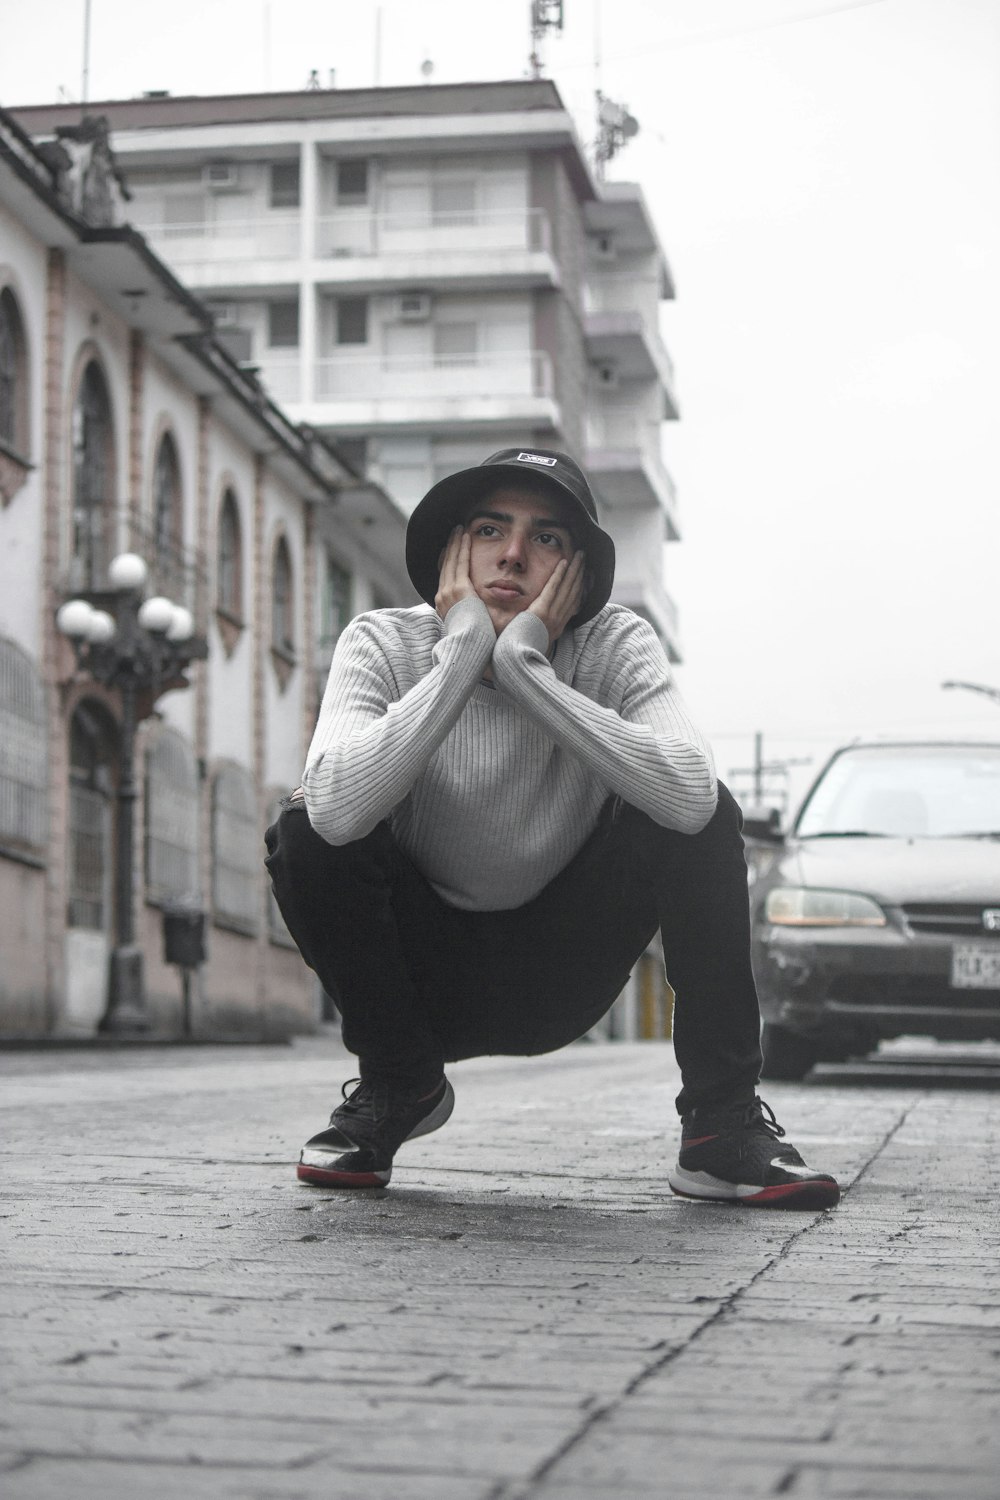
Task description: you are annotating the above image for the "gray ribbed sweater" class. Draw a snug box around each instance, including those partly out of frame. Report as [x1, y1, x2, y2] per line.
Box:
[302, 596, 717, 911]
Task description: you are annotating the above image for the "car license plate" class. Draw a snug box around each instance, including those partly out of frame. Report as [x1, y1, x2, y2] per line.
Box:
[951, 945, 1000, 989]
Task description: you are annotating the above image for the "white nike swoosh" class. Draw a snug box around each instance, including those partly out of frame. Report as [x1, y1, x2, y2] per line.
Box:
[771, 1159, 821, 1177]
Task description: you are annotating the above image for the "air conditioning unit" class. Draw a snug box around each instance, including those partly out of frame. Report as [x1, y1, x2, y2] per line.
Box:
[203, 162, 240, 191]
[395, 292, 433, 322]
[593, 233, 617, 262]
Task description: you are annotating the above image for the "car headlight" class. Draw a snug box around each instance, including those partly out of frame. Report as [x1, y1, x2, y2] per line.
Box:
[764, 887, 887, 927]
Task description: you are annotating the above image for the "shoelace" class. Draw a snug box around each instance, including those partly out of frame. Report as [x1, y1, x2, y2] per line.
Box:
[738, 1097, 787, 1140]
[332, 1077, 385, 1122]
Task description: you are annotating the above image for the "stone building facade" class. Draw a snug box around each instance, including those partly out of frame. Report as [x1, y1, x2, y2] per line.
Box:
[0, 105, 410, 1039]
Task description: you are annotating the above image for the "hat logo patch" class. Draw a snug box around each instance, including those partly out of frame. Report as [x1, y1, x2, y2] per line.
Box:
[516, 452, 558, 467]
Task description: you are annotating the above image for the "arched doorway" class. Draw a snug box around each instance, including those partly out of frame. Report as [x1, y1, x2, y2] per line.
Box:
[64, 699, 118, 1032]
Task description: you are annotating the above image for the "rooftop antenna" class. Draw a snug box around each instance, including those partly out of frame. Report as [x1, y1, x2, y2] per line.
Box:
[82, 0, 92, 105]
[594, 91, 640, 178]
[528, 0, 564, 79]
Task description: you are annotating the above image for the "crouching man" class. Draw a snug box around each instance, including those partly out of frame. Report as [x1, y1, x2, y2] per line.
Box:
[265, 447, 839, 1209]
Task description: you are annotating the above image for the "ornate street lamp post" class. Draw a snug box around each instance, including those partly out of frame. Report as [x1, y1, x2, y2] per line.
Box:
[57, 551, 206, 1036]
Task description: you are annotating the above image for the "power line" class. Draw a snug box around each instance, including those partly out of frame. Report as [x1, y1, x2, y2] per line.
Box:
[551, 0, 891, 73]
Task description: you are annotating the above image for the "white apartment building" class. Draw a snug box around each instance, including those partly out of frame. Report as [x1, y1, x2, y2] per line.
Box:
[0, 105, 409, 1040]
[15, 80, 683, 661]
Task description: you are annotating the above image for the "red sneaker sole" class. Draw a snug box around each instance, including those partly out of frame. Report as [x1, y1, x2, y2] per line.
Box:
[296, 1163, 391, 1189]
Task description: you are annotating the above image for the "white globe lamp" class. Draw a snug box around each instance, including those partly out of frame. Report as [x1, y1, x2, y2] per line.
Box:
[56, 600, 96, 639]
[108, 552, 149, 592]
[137, 596, 175, 634]
[166, 606, 195, 643]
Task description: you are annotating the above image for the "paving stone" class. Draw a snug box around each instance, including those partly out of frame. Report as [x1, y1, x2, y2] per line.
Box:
[3, 1039, 999, 1497]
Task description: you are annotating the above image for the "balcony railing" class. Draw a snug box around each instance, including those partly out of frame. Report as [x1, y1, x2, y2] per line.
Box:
[128, 207, 553, 268]
[315, 207, 552, 260]
[63, 504, 206, 614]
[583, 275, 662, 322]
[131, 213, 301, 263]
[313, 350, 554, 404]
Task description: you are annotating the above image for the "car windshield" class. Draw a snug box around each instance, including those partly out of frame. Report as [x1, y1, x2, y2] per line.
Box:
[795, 744, 1000, 840]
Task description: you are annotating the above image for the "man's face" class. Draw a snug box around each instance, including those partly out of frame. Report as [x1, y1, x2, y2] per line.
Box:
[462, 487, 577, 635]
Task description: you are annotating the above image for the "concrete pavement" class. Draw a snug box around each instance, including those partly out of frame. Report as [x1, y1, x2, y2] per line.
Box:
[1, 1035, 999, 1499]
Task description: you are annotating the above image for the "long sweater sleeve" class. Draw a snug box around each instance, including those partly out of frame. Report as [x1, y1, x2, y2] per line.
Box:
[297, 598, 718, 910]
[490, 608, 717, 834]
[301, 596, 495, 844]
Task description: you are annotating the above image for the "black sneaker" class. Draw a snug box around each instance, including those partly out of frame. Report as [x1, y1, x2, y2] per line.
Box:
[668, 1095, 841, 1209]
[297, 1075, 455, 1188]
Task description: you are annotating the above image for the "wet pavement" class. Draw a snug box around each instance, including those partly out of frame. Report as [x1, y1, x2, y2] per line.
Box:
[1, 1034, 999, 1499]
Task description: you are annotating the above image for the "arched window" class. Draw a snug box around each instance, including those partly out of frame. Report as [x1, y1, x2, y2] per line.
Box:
[211, 762, 258, 934]
[272, 536, 293, 654]
[0, 288, 28, 457]
[145, 727, 199, 904]
[71, 359, 115, 590]
[0, 637, 47, 859]
[321, 552, 352, 661]
[151, 430, 182, 595]
[217, 489, 242, 619]
[271, 535, 295, 689]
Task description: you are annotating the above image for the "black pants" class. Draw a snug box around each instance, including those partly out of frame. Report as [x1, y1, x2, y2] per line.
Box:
[264, 784, 763, 1116]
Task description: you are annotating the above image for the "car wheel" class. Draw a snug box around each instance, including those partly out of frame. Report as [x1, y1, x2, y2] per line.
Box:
[760, 1022, 820, 1081]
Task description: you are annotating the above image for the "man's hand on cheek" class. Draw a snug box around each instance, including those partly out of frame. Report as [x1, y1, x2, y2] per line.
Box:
[435, 527, 484, 623]
[525, 550, 586, 651]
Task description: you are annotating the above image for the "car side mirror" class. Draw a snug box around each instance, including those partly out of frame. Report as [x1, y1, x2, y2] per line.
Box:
[741, 804, 784, 842]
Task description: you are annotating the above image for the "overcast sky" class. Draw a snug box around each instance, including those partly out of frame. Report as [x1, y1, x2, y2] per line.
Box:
[3, 0, 999, 809]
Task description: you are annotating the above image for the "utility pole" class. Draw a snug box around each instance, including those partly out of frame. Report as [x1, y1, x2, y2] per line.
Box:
[728, 732, 811, 813]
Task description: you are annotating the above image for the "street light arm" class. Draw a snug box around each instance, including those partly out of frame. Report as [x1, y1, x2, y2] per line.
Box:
[941, 680, 1000, 707]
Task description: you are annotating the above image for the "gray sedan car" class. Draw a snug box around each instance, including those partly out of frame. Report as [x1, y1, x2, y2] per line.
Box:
[746, 738, 1000, 1079]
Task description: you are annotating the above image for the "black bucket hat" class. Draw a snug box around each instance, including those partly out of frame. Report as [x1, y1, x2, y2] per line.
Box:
[405, 447, 616, 626]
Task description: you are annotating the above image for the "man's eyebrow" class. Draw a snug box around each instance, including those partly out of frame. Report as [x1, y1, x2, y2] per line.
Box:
[468, 509, 573, 532]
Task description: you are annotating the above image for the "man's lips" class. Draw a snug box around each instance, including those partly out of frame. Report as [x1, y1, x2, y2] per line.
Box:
[485, 581, 524, 598]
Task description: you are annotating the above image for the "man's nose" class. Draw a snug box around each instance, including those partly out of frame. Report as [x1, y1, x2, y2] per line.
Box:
[499, 531, 527, 568]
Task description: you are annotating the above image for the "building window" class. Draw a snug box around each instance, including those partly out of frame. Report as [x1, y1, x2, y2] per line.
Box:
[67, 701, 116, 931]
[70, 359, 115, 591]
[162, 193, 205, 237]
[271, 535, 295, 689]
[269, 161, 300, 209]
[151, 430, 182, 595]
[0, 288, 28, 457]
[336, 159, 369, 205]
[0, 637, 47, 861]
[145, 727, 199, 904]
[217, 489, 242, 618]
[268, 299, 300, 348]
[211, 762, 258, 934]
[336, 297, 368, 345]
[432, 178, 476, 225]
[434, 322, 478, 368]
[319, 552, 352, 679]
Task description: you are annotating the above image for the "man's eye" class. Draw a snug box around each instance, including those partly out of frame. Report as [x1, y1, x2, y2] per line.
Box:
[474, 523, 499, 538]
[537, 533, 562, 548]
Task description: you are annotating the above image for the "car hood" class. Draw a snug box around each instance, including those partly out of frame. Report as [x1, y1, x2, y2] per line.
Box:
[779, 837, 1000, 904]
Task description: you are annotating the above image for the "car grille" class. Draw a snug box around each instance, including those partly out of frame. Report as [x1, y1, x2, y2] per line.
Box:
[828, 976, 1000, 1008]
[901, 903, 1000, 937]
